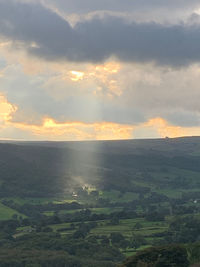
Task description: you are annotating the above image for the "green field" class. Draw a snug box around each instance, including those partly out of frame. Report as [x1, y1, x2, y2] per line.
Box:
[90, 218, 167, 238]
[43, 206, 123, 216]
[100, 190, 139, 203]
[4, 197, 79, 205]
[0, 202, 25, 220]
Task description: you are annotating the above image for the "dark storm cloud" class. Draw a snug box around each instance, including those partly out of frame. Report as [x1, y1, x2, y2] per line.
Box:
[43, 0, 200, 14]
[1, 0, 200, 66]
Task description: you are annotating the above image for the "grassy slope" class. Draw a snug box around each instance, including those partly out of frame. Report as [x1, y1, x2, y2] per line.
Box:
[0, 202, 25, 220]
[0, 137, 200, 198]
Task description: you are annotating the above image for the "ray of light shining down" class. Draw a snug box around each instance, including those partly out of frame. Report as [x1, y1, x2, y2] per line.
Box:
[60, 62, 121, 192]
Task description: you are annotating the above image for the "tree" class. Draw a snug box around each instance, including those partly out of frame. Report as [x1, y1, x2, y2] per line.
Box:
[90, 190, 99, 198]
[101, 235, 110, 246]
[110, 232, 125, 245]
[73, 229, 87, 239]
[109, 217, 119, 225]
[134, 222, 142, 230]
[130, 233, 146, 249]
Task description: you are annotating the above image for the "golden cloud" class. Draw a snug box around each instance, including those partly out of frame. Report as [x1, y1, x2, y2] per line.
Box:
[0, 94, 17, 124]
[12, 118, 134, 141]
[0, 92, 199, 141]
[142, 117, 185, 138]
[11, 116, 199, 141]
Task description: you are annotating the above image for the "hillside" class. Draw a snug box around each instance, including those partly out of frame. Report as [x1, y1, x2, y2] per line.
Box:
[0, 137, 200, 197]
[0, 137, 200, 266]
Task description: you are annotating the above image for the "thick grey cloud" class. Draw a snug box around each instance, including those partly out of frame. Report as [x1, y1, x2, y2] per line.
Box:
[165, 111, 200, 127]
[41, 0, 200, 15]
[1, 0, 200, 66]
[26, 0, 200, 26]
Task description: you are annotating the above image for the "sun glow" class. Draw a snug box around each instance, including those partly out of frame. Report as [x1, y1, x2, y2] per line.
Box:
[70, 70, 85, 81]
[95, 62, 120, 73]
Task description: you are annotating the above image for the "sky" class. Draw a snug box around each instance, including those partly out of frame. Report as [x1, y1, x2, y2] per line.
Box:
[1, 0, 200, 140]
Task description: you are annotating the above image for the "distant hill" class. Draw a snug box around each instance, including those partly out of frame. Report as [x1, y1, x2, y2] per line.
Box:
[0, 137, 200, 197]
[2, 136, 200, 155]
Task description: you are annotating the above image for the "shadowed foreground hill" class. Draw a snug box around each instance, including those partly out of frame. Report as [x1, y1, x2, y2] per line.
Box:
[120, 245, 189, 267]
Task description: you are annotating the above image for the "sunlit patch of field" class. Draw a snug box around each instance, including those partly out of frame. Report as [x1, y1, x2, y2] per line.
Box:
[0, 202, 26, 220]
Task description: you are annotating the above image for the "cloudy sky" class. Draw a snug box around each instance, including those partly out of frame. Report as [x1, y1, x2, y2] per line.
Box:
[1, 0, 200, 140]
